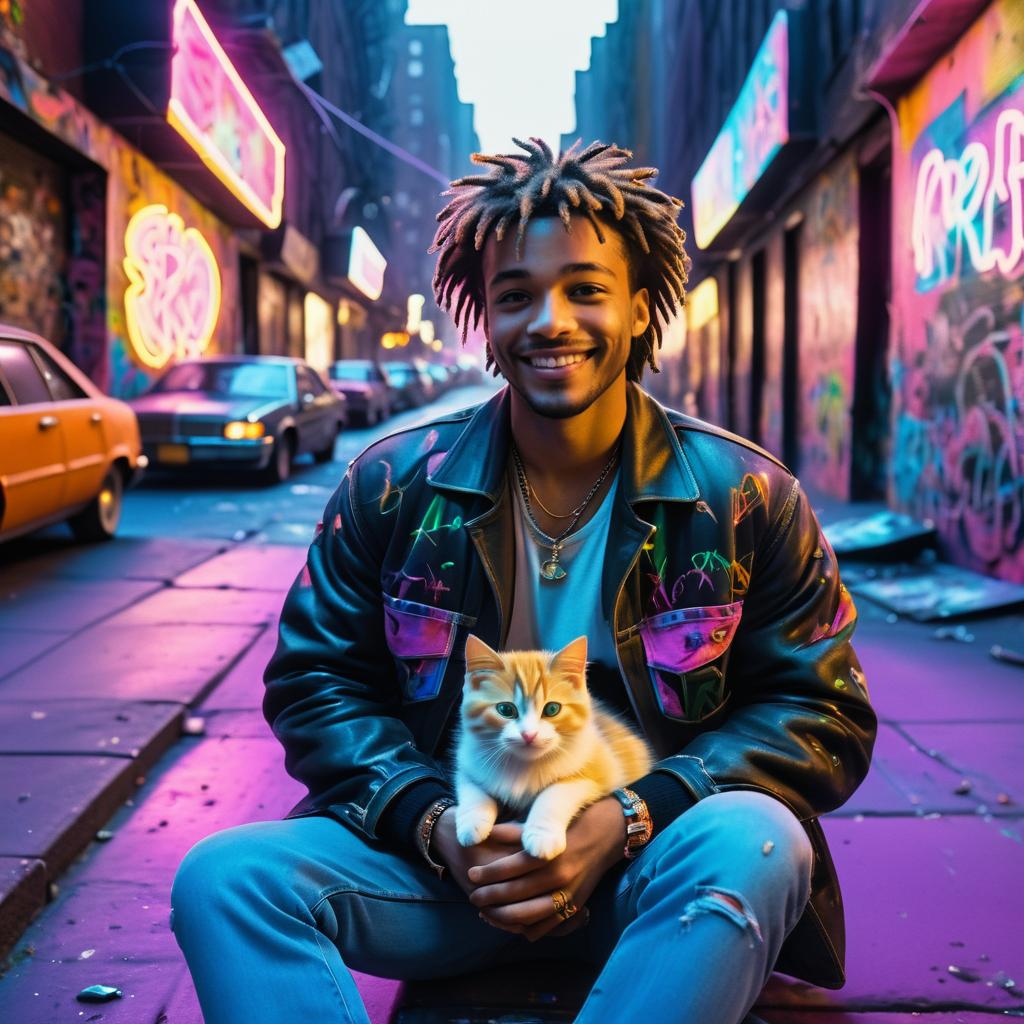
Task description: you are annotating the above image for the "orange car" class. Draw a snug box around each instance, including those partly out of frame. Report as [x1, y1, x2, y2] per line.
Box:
[0, 325, 147, 542]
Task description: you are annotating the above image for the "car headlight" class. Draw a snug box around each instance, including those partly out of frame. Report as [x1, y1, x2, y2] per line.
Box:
[224, 421, 265, 440]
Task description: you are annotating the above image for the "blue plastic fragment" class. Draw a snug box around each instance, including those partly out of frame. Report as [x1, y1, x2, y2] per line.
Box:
[76, 984, 123, 1002]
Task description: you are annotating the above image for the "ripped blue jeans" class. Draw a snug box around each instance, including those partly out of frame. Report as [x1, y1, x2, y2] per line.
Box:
[170, 790, 813, 1024]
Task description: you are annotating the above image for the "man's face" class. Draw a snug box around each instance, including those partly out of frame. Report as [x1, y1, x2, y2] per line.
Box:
[481, 215, 649, 420]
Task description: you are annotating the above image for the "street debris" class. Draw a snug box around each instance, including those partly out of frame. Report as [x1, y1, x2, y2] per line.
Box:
[95, 829, 114, 842]
[79, 949, 96, 959]
[76, 985, 123, 1003]
[183, 715, 207, 735]
[953, 780, 973, 796]
[762, 840, 774, 855]
[933, 624, 974, 642]
[947, 964, 981, 982]
[990, 645, 1024, 668]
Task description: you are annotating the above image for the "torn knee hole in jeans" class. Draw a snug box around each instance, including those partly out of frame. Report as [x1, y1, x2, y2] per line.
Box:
[679, 886, 763, 949]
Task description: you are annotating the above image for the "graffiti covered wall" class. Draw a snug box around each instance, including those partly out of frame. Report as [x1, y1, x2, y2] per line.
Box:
[0, 45, 240, 397]
[890, 0, 1024, 581]
[797, 153, 860, 498]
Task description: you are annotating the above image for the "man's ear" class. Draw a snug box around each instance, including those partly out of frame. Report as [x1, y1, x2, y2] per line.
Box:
[632, 286, 651, 339]
[550, 635, 588, 688]
[465, 633, 504, 687]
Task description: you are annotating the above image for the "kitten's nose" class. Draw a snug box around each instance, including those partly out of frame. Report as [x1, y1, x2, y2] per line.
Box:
[520, 731, 537, 745]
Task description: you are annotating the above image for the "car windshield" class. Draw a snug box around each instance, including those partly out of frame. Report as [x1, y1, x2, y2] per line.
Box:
[330, 364, 373, 382]
[154, 362, 291, 399]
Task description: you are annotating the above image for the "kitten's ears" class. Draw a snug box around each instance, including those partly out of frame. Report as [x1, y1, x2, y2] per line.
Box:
[550, 635, 588, 687]
[464, 633, 504, 688]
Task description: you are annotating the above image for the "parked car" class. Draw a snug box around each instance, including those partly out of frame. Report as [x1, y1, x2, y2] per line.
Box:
[383, 360, 434, 410]
[130, 356, 346, 484]
[327, 359, 392, 426]
[0, 325, 146, 543]
[424, 362, 452, 395]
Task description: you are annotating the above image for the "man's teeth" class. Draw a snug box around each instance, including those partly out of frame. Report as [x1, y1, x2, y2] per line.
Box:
[529, 353, 589, 368]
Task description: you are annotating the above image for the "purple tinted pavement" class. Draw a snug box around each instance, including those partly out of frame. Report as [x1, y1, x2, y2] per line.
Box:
[0, 527, 1022, 1022]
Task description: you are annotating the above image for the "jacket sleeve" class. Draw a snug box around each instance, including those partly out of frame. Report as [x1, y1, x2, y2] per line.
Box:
[262, 458, 453, 841]
[646, 477, 878, 823]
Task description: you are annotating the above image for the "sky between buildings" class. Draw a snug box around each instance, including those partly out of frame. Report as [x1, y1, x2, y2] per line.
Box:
[405, 0, 620, 157]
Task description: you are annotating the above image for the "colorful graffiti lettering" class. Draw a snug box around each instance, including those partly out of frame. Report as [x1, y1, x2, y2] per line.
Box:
[122, 204, 221, 370]
[798, 153, 858, 498]
[912, 107, 1024, 286]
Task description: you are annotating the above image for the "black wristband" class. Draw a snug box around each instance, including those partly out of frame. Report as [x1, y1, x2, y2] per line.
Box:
[629, 771, 698, 834]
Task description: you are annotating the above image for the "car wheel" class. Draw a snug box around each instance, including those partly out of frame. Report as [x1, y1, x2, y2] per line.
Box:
[314, 427, 337, 464]
[68, 466, 123, 542]
[265, 433, 294, 484]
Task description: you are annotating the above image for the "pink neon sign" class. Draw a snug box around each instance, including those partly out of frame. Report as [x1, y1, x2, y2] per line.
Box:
[912, 107, 1024, 283]
[123, 204, 222, 369]
[167, 0, 286, 228]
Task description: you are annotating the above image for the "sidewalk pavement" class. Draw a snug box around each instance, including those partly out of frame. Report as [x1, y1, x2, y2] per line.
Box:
[0, 503, 1022, 1023]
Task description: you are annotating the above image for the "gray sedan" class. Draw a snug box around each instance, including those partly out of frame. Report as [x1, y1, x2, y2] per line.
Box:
[130, 356, 346, 483]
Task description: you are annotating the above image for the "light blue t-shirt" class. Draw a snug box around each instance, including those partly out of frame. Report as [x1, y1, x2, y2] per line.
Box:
[505, 463, 622, 683]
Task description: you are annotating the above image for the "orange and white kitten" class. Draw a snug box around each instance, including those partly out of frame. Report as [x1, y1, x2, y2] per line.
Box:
[454, 633, 653, 860]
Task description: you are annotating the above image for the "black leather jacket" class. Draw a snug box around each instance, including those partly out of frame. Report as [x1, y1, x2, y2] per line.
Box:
[264, 382, 877, 989]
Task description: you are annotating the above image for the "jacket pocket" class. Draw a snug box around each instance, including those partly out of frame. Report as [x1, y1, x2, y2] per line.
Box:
[637, 601, 743, 723]
[382, 594, 476, 702]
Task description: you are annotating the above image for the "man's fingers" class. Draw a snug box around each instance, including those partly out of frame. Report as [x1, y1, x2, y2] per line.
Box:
[468, 849, 542, 885]
[487, 822, 523, 844]
[479, 894, 554, 928]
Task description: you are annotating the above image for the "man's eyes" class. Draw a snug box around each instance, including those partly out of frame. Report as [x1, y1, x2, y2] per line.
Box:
[495, 285, 605, 304]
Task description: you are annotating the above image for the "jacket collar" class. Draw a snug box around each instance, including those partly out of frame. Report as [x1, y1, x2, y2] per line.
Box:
[427, 381, 700, 505]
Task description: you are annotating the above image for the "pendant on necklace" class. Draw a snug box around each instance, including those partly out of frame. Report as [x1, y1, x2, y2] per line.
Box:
[540, 555, 567, 582]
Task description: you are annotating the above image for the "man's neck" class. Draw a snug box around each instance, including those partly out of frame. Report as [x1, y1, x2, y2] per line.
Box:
[509, 379, 627, 488]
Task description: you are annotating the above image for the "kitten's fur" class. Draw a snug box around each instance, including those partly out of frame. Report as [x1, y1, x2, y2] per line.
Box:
[453, 634, 653, 860]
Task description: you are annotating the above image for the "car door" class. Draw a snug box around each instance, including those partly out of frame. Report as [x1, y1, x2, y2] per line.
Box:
[28, 343, 109, 508]
[0, 340, 67, 533]
[295, 365, 334, 452]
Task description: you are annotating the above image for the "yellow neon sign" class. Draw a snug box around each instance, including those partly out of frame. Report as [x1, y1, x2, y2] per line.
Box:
[123, 204, 222, 370]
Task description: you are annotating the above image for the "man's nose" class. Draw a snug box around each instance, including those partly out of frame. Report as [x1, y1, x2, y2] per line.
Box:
[528, 291, 576, 338]
[520, 730, 537, 745]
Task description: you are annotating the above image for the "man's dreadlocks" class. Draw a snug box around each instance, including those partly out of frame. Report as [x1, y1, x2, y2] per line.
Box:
[429, 137, 690, 381]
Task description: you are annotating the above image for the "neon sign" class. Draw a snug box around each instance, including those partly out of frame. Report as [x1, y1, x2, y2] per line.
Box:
[123, 204, 222, 369]
[912, 107, 1024, 285]
[348, 226, 387, 300]
[167, 0, 286, 229]
[686, 278, 719, 330]
[691, 10, 789, 248]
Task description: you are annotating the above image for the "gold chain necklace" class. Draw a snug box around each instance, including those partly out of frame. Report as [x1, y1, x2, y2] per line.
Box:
[511, 443, 620, 583]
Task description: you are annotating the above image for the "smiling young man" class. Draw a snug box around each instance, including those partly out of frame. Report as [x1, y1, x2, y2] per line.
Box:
[170, 140, 876, 1024]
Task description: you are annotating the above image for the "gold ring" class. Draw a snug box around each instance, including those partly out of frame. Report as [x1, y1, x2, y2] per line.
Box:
[551, 888, 577, 920]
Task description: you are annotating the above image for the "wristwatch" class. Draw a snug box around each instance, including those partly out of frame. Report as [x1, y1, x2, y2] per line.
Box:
[611, 787, 653, 859]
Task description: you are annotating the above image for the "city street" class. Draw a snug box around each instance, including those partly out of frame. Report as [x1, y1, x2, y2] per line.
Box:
[1, 0, 1022, 1021]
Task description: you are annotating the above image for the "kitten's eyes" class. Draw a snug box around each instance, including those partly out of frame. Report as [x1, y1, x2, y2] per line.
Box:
[495, 702, 519, 719]
[542, 702, 562, 717]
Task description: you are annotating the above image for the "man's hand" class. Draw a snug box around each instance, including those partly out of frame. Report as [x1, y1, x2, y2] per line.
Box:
[465, 796, 627, 942]
[430, 807, 527, 899]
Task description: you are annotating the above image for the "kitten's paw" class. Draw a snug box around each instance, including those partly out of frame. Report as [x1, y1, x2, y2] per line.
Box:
[521, 823, 567, 860]
[455, 809, 495, 847]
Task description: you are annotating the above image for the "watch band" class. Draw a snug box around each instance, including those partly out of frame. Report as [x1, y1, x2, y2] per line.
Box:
[417, 796, 456, 879]
[612, 786, 653, 859]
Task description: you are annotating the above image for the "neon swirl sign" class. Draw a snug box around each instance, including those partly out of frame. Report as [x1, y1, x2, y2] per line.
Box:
[912, 107, 1024, 285]
[123, 204, 222, 370]
[167, 0, 286, 228]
